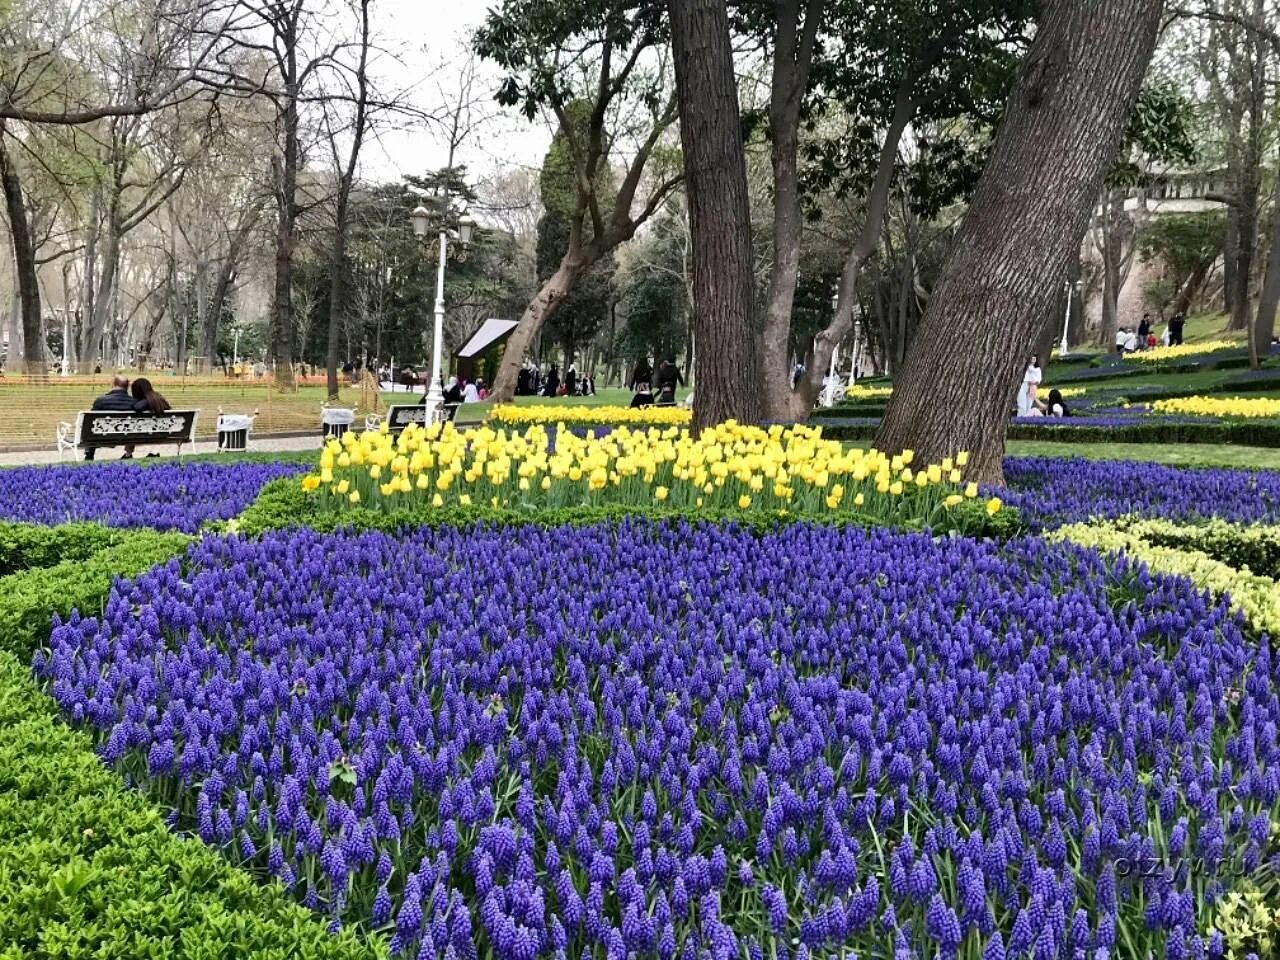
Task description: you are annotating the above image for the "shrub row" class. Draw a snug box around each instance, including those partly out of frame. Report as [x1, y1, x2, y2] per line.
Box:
[813, 419, 1280, 447]
[1118, 518, 1280, 580]
[0, 521, 120, 577]
[236, 476, 1023, 540]
[0, 530, 192, 660]
[0, 649, 384, 960]
[1050, 522, 1280, 637]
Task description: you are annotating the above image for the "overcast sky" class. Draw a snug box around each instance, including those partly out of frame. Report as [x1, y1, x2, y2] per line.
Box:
[359, 0, 553, 184]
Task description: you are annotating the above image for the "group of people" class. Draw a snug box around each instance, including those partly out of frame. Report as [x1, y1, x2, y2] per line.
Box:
[441, 377, 487, 404]
[516, 363, 599, 399]
[1016, 355, 1069, 419]
[1116, 312, 1186, 353]
[86, 375, 172, 460]
[629, 356, 685, 408]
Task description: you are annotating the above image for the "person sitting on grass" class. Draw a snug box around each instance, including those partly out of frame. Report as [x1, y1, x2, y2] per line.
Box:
[1033, 389, 1069, 418]
[85, 375, 136, 461]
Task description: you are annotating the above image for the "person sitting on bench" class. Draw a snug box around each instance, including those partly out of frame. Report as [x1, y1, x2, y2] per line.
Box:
[123, 377, 172, 459]
[85, 376, 136, 461]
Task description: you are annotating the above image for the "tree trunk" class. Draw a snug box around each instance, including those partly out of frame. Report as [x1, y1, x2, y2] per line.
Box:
[759, 0, 824, 420]
[875, 0, 1163, 483]
[80, 199, 121, 373]
[1224, 203, 1239, 318]
[0, 132, 45, 375]
[1172, 257, 1212, 317]
[1256, 184, 1280, 352]
[668, 0, 762, 432]
[490, 261, 582, 401]
[789, 90, 915, 417]
[271, 60, 301, 390]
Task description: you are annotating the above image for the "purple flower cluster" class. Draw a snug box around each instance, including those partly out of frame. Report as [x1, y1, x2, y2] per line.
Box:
[1003, 456, 1280, 528]
[41, 521, 1278, 958]
[1009, 413, 1215, 428]
[0, 460, 306, 532]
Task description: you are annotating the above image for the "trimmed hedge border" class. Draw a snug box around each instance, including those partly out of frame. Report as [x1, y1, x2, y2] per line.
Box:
[0, 649, 384, 960]
[0, 520, 121, 577]
[0, 530, 192, 660]
[236, 476, 1023, 540]
[812, 418, 1280, 447]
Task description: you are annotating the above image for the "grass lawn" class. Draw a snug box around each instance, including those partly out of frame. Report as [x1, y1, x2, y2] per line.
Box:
[1007, 440, 1280, 469]
[0, 377, 374, 448]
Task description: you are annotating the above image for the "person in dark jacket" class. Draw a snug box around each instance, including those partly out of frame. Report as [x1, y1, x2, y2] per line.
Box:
[655, 357, 685, 405]
[542, 364, 560, 398]
[85, 376, 135, 460]
[565, 365, 577, 397]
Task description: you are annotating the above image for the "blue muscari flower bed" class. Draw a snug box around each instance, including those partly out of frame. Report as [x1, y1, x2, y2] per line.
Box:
[37, 519, 1280, 959]
[1002, 456, 1280, 529]
[0, 460, 308, 532]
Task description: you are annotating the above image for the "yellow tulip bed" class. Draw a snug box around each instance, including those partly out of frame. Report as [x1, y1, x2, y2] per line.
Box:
[300, 421, 1000, 526]
[1124, 339, 1239, 364]
[489, 404, 691, 426]
[1152, 396, 1280, 420]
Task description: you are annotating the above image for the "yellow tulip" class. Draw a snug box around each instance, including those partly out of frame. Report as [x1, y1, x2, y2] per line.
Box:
[655, 486, 669, 501]
[986, 497, 1002, 516]
[965, 482, 979, 498]
[301, 475, 321, 492]
[336, 479, 350, 494]
[738, 494, 752, 509]
[944, 494, 963, 508]
[949, 470, 962, 484]
[956, 451, 970, 467]
[433, 494, 444, 507]
[348, 490, 361, 504]
[854, 493, 865, 506]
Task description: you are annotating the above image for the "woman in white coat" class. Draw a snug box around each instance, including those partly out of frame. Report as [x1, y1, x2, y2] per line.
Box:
[1017, 355, 1042, 417]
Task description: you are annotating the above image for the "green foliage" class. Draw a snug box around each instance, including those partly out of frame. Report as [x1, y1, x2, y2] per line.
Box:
[0, 531, 191, 660]
[237, 476, 1019, 540]
[1137, 212, 1227, 279]
[794, 0, 1035, 214]
[0, 521, 120, 576]
[1110, 81, 1199, 188]
[617, 213, 687, 364]
[475, 0, 666, 120]
[0, 649, 383, 960]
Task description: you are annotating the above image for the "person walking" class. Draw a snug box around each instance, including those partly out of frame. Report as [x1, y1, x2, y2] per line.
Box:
[565, 365, 577, 397]
[655, 357, 685, 405]
[85, 376, 136, 461]
[1016, 355, 1042, 418]
[1169, 312, 1185, 346]
[629, 356, 652, 393]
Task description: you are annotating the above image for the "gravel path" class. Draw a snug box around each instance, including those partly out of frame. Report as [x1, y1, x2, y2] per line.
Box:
[0, 434, 323, 467]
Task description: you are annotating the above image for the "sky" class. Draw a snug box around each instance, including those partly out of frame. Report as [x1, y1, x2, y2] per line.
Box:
[359, 0, 553, 185]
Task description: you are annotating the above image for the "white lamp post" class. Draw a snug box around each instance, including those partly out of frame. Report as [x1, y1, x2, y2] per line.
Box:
[1059, 279, 1076, 358]
[411, 202, 475, 420]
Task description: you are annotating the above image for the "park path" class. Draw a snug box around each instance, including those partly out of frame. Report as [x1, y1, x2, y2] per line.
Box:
[0, 434, 323, 467]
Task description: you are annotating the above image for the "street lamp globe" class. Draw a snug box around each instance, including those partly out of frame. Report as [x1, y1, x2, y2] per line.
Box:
[410, 205, 431, 238]
[459, 211, 476, 245]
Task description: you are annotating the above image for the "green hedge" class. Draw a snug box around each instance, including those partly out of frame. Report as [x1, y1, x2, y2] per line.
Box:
[813, 420, 1280, 447]
[0, 650, 383, 960]
[1119, 518, 1280, 580]
[0, 531, 191, 660]
[0, 521, 121, 577]
[237, 476, 1023, 540]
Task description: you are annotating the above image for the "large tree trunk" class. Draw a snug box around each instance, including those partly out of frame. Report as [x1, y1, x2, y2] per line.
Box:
[875, 0, 1163, 483]
[490, 261, 582, 401]
[0, 132, 45, 376]
[669, 0, 762, 432]
[79, 200, 121, 373]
